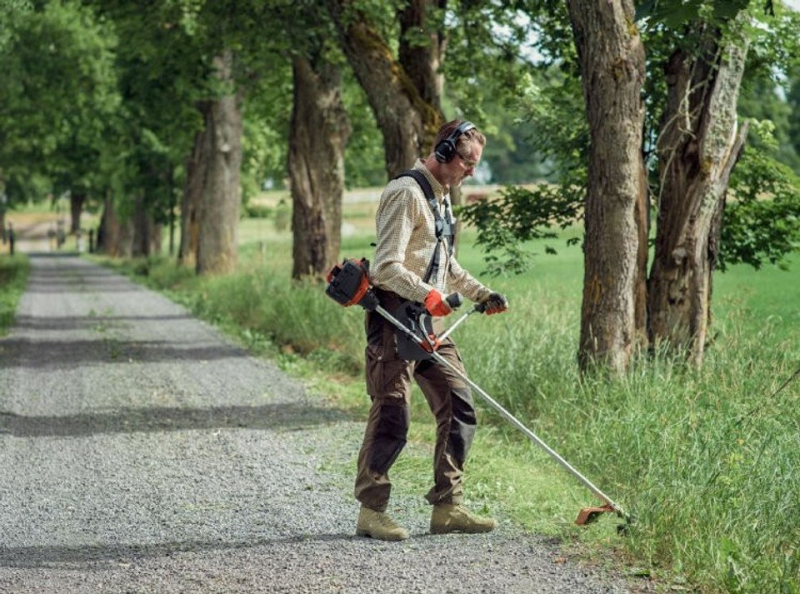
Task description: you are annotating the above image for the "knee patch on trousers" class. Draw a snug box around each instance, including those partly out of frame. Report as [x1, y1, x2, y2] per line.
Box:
[368, 403, 410, 475]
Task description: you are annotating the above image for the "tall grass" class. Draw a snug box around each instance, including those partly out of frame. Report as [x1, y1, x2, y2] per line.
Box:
[97, 233, 799, 593]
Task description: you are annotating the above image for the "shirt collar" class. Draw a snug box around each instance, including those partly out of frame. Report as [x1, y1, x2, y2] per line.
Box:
[413, 159, 447, 202]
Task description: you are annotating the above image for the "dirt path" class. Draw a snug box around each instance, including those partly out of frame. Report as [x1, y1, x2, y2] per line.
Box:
[0, 254, 651, 593]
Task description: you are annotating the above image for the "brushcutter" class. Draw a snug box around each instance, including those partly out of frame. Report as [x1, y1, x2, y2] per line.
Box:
[326, 258, 632, 529]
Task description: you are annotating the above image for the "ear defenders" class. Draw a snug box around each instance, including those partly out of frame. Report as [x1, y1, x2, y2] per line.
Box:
[434, 120, 476, 163]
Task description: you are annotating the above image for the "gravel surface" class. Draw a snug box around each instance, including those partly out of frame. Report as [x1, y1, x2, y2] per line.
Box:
[0, 254, 650, 593]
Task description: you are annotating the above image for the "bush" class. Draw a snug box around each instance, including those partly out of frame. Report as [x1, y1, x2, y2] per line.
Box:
[244, 204, 273, 219]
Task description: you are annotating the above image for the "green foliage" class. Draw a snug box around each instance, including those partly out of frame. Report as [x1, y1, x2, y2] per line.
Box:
[243, 203, 273, 219]
[242, 67, 293, 198]
[0, 1, 120, 205]
[458, 184, 583, 276]
[459, 68, 587, 275]
[722, 122, 800, 270]
[635, 0, 751, 28]
[342, 70, 386, 188]
[0, 255, 29, 336]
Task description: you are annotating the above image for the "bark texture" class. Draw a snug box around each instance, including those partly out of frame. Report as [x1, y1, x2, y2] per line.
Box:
[195, 50, 244, 276]
[97, 193, 133, 258]
[567, 0, 647, 373]
[649, 23, 749, 365]
[179, 121, 209, 268]
[398, 0, 446, 112]
[288, 56, 351, 279]
[326, 0, 443, 177]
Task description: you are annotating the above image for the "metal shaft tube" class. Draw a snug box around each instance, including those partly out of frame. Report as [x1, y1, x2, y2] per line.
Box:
[428, 349, 627, 518]
[374, 303, 627, 519]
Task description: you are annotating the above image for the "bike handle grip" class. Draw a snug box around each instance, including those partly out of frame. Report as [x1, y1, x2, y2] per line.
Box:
[445, 292, 463, 310]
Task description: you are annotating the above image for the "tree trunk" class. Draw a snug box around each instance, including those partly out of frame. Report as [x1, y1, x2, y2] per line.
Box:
[97, 193, 133, 258]
[567, 0, 647, 374]
[0, 171, 5, 243]
[70, 192, 86, 234]
[131, 194, 162, 258]
[179, 121, 209, 268]
[634, 160, 650, 345]
[326, 0, 442, 177]
[288, 56, 351, 280]
[132, 193, 150, 258]
[398, 0, 445, 112]
[649, 22, 749, 366]
[196, 50, 243, 276]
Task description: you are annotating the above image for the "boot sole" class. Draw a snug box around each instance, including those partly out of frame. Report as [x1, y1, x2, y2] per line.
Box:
[430, 524, 496, 535]
[356, 528, 409, 541]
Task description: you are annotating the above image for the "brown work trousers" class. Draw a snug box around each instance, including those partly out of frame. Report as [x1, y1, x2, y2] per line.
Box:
[354, 290, 477, 512]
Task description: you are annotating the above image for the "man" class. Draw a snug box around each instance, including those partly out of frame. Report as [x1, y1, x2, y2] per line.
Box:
[355, 120, 509, 541]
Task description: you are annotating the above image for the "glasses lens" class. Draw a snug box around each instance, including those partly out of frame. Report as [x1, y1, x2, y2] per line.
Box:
[457, 153, 477, 168]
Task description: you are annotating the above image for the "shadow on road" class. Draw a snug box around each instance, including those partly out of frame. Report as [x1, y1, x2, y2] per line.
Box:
[10, 314, 195, 332]
[0, 533, 356, 569]
[0, 336, 259, 369]
[0, 401, 352, 438]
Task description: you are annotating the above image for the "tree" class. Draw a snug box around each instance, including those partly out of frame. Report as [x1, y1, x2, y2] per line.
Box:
[288, 53, 351, 279]
[565, 0, 647, 373]
[461, 0, 800, 371]
[193, 49, 244, 275]
[271, 1, 352, 280]
[647, 8, 751, 365]
[325, 0, 445, 179]
[0, 0, 119, 234]
[93, 0, 206, 258]
[0, 0, 32, 235]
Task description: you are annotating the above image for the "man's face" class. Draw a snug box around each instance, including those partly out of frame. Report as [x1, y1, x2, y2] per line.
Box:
[444, 142, 483, 189]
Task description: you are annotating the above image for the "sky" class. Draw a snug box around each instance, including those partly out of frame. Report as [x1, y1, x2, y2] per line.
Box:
[785, 0, 800, 11]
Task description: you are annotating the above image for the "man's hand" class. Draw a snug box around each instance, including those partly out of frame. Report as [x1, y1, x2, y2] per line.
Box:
[481, 292, 509, 315]
[424, 289, 453, 317]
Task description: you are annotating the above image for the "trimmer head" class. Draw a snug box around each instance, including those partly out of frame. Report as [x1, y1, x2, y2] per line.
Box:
[575, 504, 616, 526]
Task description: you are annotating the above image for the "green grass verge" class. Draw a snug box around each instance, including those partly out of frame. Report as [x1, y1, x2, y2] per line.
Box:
[0, 255, 29, 336]
[93, 233, 799, 593]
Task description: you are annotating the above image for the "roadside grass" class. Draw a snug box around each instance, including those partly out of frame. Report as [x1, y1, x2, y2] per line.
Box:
[94, 217, 798, 593]
[0, 255, 29, 336]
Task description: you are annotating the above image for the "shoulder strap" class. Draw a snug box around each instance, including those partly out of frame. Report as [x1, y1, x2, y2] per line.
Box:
[394, 170, 455, 285]
[397, 169, 437, 213]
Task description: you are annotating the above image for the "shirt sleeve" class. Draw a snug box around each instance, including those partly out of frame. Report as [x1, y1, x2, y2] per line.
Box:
[448, 255, 491, 303]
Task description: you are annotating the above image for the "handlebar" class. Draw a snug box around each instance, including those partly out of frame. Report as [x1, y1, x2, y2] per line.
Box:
[445, 292, 463, 310]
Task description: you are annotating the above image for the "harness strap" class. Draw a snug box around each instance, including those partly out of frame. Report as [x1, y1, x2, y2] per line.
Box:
[395, 169, 455, 284]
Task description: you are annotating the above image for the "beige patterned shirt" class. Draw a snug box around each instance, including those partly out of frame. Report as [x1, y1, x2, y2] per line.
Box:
[370, 160, 491, 305]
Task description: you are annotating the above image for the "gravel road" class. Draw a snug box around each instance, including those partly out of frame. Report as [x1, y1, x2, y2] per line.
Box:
[0, 254, 649, 593]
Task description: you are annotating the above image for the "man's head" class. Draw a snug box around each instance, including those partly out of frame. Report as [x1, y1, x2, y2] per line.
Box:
[427, 120, 486, 190]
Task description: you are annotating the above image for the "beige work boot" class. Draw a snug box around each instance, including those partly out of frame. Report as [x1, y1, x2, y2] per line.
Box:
[356, 507, 409, 541]
[430, 503, 497, 535]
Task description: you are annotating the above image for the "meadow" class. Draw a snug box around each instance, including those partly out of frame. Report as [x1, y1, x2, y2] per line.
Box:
[2, 191, 798, 593]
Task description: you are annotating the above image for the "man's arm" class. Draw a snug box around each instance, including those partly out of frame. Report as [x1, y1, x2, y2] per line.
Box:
[447, 257, 491, 303]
